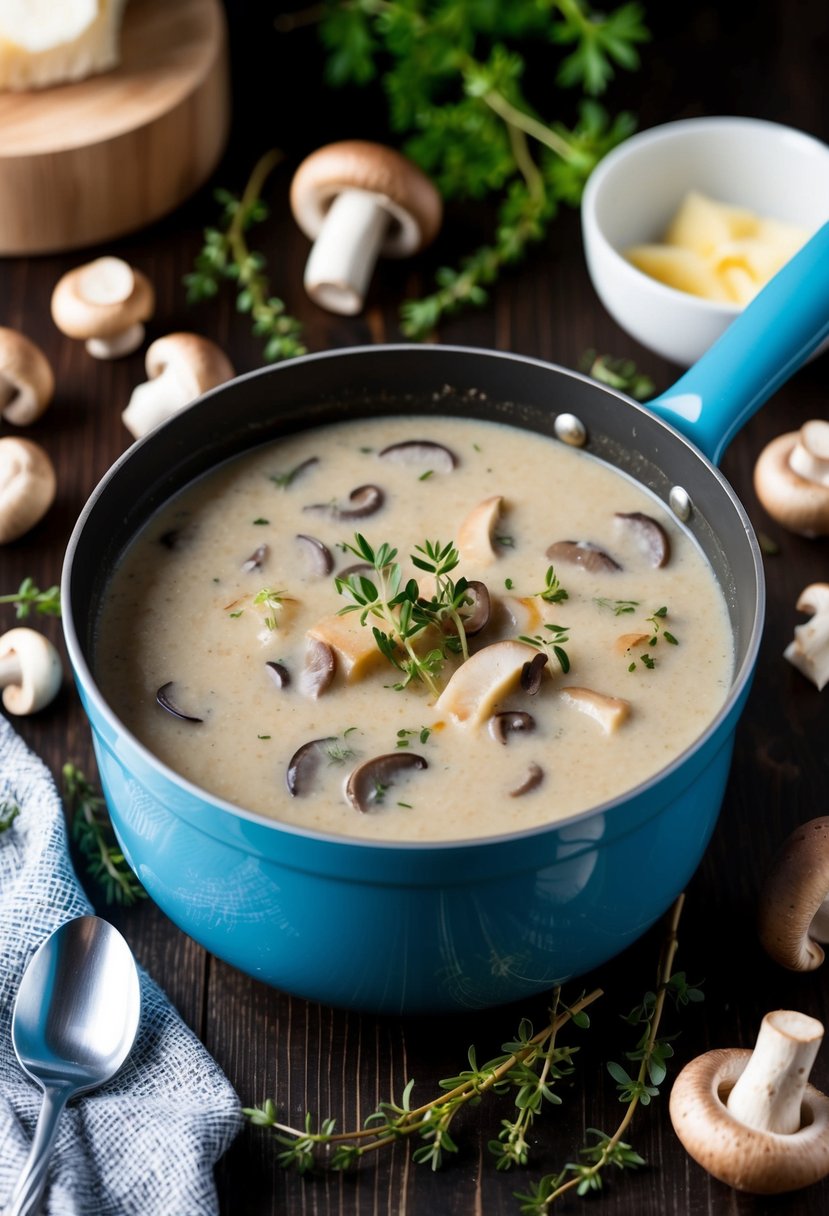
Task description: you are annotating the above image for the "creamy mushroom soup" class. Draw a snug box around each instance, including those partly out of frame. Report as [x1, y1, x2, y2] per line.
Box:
[94, 415, 733, 841]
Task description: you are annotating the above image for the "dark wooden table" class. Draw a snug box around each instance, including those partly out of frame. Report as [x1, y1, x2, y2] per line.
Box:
[3, 3, 829, 1212]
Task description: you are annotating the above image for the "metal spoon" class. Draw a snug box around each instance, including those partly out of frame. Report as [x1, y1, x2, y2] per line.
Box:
[7, 915, 141, 1216]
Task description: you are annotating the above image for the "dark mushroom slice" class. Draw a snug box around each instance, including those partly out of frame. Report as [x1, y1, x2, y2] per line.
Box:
[345, 752, 428, 813]
[460, 580, 491, 636]
[272, 455, 319, 487]
[298, 638, 336, 698]
[156, 681, 203, 723]
[546, 540, 621, 573]
[286, 736, 338, 796]
[242, 544, 269, 573]
[338, 560, 374, 579]
[296, 533, 333, 577]
[304, 484, 385, 520]
[510, 762, 544, 797]
[520, 652, 549, 695]
[265, 660, 290, 689]
[615, 511, 671, 567]
[488, 711, 535, 744]
[378, 440, 457, 473]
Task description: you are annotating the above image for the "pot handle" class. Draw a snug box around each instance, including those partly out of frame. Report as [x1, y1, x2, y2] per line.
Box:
[648, 222, 829, 466]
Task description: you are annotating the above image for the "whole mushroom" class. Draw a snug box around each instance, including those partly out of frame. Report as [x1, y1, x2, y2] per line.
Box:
[783, 583, 829, 691]
[759, 817, 829, 970]
[0, 328, 54, 425]
[754, 420, 829, 536]
[290, 140, 443, 315]
[0, 628, 62, 714]
[670, 1010, 829, 1193]
[121, 334, 235, 439]
[0, 437, 56, 543]
[51, 256, 154, 359]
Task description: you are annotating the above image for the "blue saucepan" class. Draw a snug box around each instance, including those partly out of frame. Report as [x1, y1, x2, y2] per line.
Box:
[63, 227, 829, 1013]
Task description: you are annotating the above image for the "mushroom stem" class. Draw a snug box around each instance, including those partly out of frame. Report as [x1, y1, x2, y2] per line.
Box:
[726, 1010, 823, 1135]
[303, 189, 392, 315]
[789, 421, 829, 487]
[86, 323, 145, 360]
[0, 652, 22, 686]
[122, 365, 192, 436]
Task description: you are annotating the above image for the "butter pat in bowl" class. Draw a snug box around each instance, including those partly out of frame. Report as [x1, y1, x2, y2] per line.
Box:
[582, 117, 829, 366]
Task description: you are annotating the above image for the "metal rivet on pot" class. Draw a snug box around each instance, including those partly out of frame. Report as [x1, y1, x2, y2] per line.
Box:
[554, 413, 587, 447]
[669, 486, 692, 521]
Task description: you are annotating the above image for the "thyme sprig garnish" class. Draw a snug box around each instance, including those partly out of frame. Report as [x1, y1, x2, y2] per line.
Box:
[595, 597, 639, 616]
[335, 534, 472, 695]
[312, 1, 647, 336]
[396, 726, 432, 748]
[536, 566, 569, 604]
[0, 801, 20, 832]
[626, 605, 678, 672]
[518, 624, 571, 674]
[326, 727, 359, 765]
[254, 588, 287, 631]
[245, 987, 602, 1172]
[516, 895, 699, 1210]
[580, 350, 655, 401]
[185, 149, 306, 362]
[0, 578, 61, 619]
[62, 764, 146, 906]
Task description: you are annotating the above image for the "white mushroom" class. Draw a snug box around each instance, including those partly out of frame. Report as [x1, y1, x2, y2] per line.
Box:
[670, 1010, 829, 1193]
[457, 495, 504, 568]
[0, 437, 56, 543]
[758, 817, 829, 971]
[290, 140, 443, 316]
[558, 686, 631, 733]
[434, 640, 541, 725]
[0, 628, 62, 714]
[783, 583, 829, 690]
[51, 256, 154, 359]
[754, 421, 829, 536]
[121, 334, 235, 439]
[0, 328, 54, 425]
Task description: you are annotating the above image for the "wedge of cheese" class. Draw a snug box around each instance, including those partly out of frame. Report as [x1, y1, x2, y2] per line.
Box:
[0, 0, 127, 91]
[626, 191, 809, 305]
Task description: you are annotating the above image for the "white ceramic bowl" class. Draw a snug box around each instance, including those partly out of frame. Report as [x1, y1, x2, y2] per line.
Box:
[581, 116, 829, 366]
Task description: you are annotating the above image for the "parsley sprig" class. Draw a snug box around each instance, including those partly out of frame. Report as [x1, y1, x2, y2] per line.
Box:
[314, 0, 647, 336]
[185, 149, 306, 362]
[63, 764, 145, 906]
[0, 578, 61, 619]
[335, 534, 473, 696]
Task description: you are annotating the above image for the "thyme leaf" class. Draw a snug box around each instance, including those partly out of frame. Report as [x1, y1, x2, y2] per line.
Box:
[62, 764, 145, 906]
[0, 578, 61, 619]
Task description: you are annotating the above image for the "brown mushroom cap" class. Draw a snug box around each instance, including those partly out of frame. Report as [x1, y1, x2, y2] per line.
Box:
[0, 436, 56, 543]
[0, 627, 62, 714]
[290, 140, 443, 256]
[670, 1042, 829, 1194]
[759, 817, 829, 970]
[50, 257, 155, 341]
[754, 427, 829, 537]
[144, 333, 235, 397]
[0, 328, 54, 425]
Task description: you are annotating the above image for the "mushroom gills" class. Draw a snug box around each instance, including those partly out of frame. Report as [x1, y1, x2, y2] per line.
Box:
[345, 752, 428, 812]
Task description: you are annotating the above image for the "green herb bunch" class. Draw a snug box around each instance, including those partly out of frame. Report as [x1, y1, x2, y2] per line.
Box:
[185, 149, 306, 363]
[335, 533, 474, 695]
[63, 764, 146, 906]
[0, 578, 61, 619]
[315, 0, 648, 336]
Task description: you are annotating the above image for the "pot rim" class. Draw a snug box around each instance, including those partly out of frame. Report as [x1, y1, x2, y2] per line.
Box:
[62, 342, 765, 853]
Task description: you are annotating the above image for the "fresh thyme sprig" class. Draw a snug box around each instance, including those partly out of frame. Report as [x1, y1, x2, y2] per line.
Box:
[0, 801, 20, 833]
[396, 726, 432, 748]
[580, 350, 655, 401]
[626, 605, 678, 672]
[595, 597, 639, 616]
[518, 624, 571, 674]
[253, 588, 287, 631]
[515, 894, 699, 1211]
[62, 764, 146, 906]
[313, 1, 647, 336]
[185, 149, 306, 362]
[244, 987, 602, 1172]
[536, 566, 569, 604]
[0, 578, 61, 619]
[335, 534, 472, 695]
[326, 728, 359, 765]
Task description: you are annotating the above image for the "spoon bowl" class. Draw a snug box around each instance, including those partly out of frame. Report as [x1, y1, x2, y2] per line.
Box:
[7, 915, 141, 1216]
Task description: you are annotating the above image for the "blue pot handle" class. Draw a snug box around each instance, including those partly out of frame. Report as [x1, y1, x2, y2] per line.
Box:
[648, 222, 829, 466]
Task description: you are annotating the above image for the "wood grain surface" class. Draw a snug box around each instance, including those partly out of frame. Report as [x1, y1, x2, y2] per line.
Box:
[2, 3, 828, 1214]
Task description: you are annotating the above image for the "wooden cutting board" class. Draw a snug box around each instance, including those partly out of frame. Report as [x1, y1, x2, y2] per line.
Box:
[0, 0, 230, 255]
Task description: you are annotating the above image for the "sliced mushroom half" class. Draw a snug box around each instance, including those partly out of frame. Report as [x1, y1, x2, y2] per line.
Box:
[345, 752, 428, 812]
[305, 484, 384, 520]
[296, 533, 334, 576]
[510, 762, 544, 797]
[298, 638, 336, 698]
[287, 736, 338, 796]
[559, 686, 630, 733]
[615, 511, 671, 567]
[520, 652, 549, 695]
[460, 580, 491, 635]
[546, 540, 621, 573]
[457, 495, 503, 567]
[489, 710, 535, 744]
[265, 660, 290, 689]
[435, 640, 541, 725]
[379, 440, 457, 473]
[242, 544, 269, 573]
[156, 681, 203, 723]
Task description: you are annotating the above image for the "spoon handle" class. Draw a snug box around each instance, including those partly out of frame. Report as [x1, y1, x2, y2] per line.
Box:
[7, 1085, 70, 1216]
